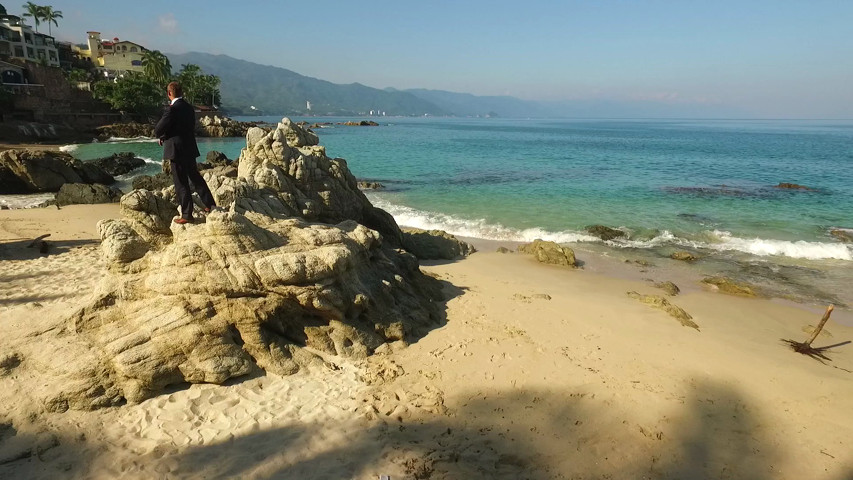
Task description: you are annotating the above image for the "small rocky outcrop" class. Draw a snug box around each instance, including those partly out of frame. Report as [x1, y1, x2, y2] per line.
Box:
[670, 250, 699, 262]
[775, 182, 811, 190]
[401, 228, 476, 260]
[830, 229, 852, 243]
[357, 181, 385, 190]
[627, 291, 698, 330]
[518, 239, 576, 267]
[341, 121, 379, 126]
[0, 149, 114, 194]
[132, 173, 172, 191]
[653, 281, 680, 296]
[88, 152, 147, 176]
[586, 225, 625, 241]
[196, 115, 258, 137]
[55, 183, 123, 206]
[205, 150, 233, 166]
[701, 276, 761, 297]
[95, 122, 154, 140]
[41, 118, 445, 410]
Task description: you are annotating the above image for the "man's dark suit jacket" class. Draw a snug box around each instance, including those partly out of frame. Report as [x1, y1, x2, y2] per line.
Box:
[154, 98, 200, 161]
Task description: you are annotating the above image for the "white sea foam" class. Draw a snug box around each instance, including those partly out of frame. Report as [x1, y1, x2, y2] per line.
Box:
[106, 137, 158, 143]
[369, 196, 853, 261]
[58, 144, 78, 153]
[0, 193, 54, 209]
[369, 197, 599, 243]
[706, 230, 853, 261]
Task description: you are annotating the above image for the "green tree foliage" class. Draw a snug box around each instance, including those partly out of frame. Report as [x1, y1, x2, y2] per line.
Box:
[93, 74, 164, 117]
[41, 5, 61, 36]
[176, 64, 221, 107]
[141, 50, 172, 88]
[21, 2, 42, 32]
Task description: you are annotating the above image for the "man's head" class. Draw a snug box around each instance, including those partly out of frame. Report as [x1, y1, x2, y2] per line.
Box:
[166, 81, 183, 100]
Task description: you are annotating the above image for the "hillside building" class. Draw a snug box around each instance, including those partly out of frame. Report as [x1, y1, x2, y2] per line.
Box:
[0, 3, 60, 67]
[73, 31, 147, 75]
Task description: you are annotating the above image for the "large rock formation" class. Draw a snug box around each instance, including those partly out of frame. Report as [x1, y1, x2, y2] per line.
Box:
[57, 118, 446, 409]
[56, 183, 123, 206]
[196, 115, 259, 137]
[0, 149, 114, 194]
[95, 122, 154, 140]
[88, 152, 147, 176]
[518, 239, 577, 267]
[402, 227, 476, 260]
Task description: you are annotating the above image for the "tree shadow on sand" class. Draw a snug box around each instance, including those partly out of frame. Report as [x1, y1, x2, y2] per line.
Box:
[145, 378, 847, 480]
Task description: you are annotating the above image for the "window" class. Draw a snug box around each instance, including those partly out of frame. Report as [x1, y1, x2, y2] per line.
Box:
[49, 51, 57, 60]
[122, 45, 127, 51]
[14, 45, 24, 57]
[130, 46, 137, 52]
[26, 47, 34, 57]
[24, 33, 32, 43]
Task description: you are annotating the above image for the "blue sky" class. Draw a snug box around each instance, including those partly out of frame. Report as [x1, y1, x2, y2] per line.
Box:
[19, 0, 853, 118]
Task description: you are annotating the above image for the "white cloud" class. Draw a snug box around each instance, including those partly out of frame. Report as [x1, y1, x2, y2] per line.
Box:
[159, 13, 179, 34]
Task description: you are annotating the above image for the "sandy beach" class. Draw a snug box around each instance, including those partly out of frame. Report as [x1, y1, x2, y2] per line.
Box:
[1, 204, 852, 479]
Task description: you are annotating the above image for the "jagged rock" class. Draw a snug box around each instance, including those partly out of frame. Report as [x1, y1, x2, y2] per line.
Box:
[205, 150, 232, 166]
[497, 246, 512, 253]
[670, 250, 699, 262]
[0, 149, 114, 194]
[132, 173, 172, 191]
[701, 276, 761, 297]
[55, 183, 123, 206]
[357, 181, 384, 190]
[88, 152, 146, 176]
[401, 228, 476, 260]
[518, 239, 576, 267]
[830, 229, 853, 243]
[50, 118, 444, 409]
[96, 122, 154, 140]
[627, 291, 698, 330]
[586, 225, 625, 241]
[653, 281, 680, 296]
[197, 115, 260, 138]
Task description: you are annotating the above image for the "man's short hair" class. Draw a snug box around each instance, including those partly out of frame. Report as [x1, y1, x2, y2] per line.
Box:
[167, 81, 183, 97]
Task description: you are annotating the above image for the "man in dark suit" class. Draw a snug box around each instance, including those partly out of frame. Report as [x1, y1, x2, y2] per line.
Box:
[155, 81, 216, 224]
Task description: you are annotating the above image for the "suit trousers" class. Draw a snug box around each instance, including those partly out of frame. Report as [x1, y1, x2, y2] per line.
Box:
[170, 157, 216, 220]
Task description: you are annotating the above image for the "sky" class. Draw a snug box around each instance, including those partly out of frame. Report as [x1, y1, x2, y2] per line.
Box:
[15, 0, 853, 118]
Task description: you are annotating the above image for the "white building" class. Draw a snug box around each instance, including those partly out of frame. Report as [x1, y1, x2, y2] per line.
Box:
[0, 3, 60, 67]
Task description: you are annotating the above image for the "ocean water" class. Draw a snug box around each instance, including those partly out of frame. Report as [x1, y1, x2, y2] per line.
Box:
[5, 117, 853, 310]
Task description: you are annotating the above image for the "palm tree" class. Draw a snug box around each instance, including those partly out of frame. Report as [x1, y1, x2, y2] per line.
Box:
[178, 63, 202, 103]
[141, 49, 172, 88]
[42, 6, 62, 36]
[21, 2, 43, 33]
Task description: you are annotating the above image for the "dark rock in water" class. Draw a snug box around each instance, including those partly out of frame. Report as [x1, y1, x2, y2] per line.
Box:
[0, 149, 113, 193]
[670, 251, 699, 262]
[401, 228, 476, 260]
[341, 120, 379, 126]
[830, 229, 853, 243]
[775, 182, 811, 190]
[96, 122, 154, 140]
[56, 183, 123, 206]
[205, 150, 232, 166]
[132, 173, 172, 191]
[653, 281, 680, 296]
[586, 225, 625, 241]
[518, 239, 576, 267]
[701, 276, 761, 297]
[89, 152, 146, 176]
[357, 181, 385, 190]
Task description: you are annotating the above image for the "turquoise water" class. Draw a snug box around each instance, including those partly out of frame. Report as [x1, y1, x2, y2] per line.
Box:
[6, 117, 851, 308]
[59, 117, 853, 262]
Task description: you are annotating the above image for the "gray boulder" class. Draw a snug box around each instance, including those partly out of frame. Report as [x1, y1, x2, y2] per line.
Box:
[132, 173, 172, 191]
[518, 239, 576, 267]
[586, 225, 625, 241]
[402, 227, 476, 260]
[55, 183, 123, 206]
[0, 149, 114, 194]
[89, 152, 147, 176]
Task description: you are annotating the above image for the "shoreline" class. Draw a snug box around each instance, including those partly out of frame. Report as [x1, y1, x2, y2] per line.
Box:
[1, 203, 852, 478]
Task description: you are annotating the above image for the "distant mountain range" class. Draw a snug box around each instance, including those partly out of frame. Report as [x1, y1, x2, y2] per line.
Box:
[166, 52, 741, 118]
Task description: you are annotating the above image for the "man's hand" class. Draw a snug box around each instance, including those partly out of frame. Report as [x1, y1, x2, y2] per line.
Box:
[158, 139, 164, 146]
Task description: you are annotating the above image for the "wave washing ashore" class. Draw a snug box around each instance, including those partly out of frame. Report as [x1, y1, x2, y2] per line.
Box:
[7, 117, 853, 309]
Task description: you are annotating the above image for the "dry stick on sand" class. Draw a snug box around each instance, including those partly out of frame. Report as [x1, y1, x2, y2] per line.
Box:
[783, 305, 836, 362]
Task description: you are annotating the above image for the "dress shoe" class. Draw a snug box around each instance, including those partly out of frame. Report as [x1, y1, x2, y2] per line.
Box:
[173, 217, 191, 224]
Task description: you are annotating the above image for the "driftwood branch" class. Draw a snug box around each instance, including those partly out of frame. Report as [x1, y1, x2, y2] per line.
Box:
[783, 305, 838, 362]
[26, 234, 51, 248]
